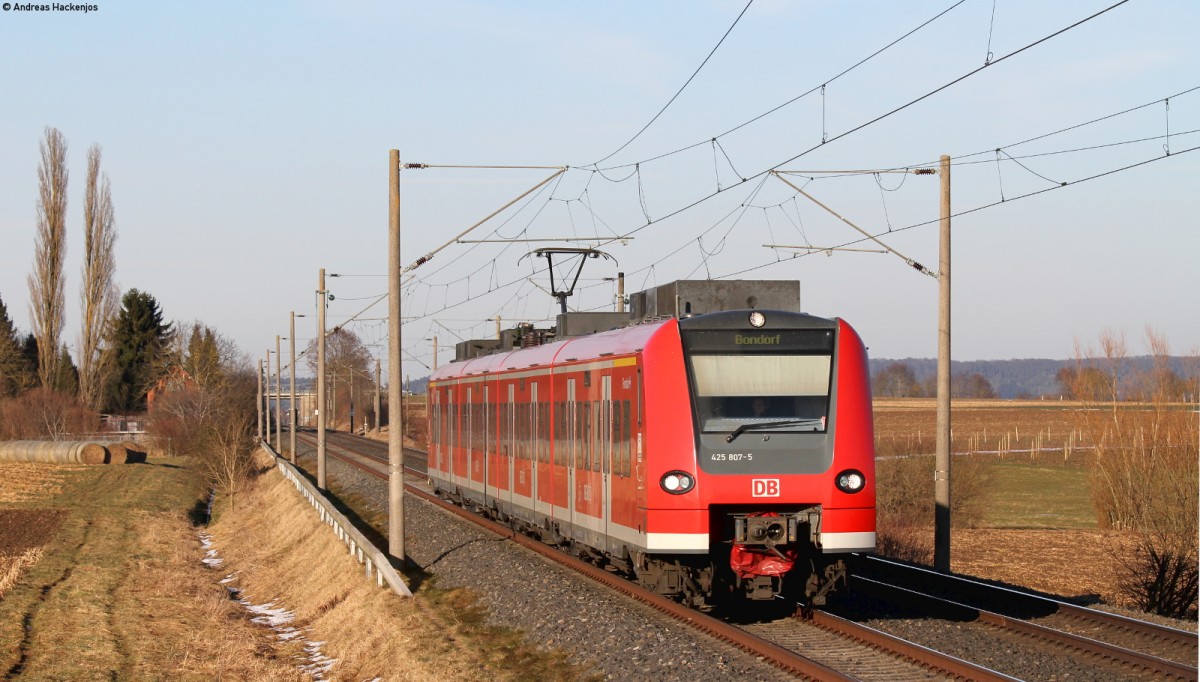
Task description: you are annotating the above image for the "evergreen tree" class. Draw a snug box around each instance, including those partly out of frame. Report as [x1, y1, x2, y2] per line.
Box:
[104, 289, 172, 412]
[20, 333, 40, 391]
[184, 323, 223, 388]
[0, 295, 36, 397]
[51, 343, 79, 395]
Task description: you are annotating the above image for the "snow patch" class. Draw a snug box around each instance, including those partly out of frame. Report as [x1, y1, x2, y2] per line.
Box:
[198, 531, 339, 680]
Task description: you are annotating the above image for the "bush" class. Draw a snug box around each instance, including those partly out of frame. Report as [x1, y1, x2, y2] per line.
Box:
[874, 454, 991, 564]
[0, 387, 98, 440]
[147, 371, 258, 510]
[1118, 534, 1198, 619]
[1068, 328, 1199, 618]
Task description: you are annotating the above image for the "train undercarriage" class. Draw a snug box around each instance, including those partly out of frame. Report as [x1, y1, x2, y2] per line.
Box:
[434, 483, 851, 611]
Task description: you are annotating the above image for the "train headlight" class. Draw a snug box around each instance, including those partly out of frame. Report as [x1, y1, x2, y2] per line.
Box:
[835, 469, 865, 494]
[660, 470, 695, 495]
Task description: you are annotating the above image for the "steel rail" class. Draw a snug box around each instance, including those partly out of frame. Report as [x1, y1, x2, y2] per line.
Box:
[861, 555, 1199, 653]
[808, 610, 1019, 682]
[853, 576, 1198, 681]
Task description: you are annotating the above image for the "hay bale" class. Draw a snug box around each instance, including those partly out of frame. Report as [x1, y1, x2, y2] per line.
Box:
[72, 442, 109, 465]
[0, 440, 108, 465]
[119, 440, 147, 463]
[104, 442, 129, 464]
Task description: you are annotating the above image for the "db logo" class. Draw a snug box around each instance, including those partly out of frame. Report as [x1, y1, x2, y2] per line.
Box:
[751, 478, 780, 497]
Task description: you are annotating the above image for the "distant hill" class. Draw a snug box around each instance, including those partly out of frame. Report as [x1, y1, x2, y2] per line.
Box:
[869, 356, 1193, 399]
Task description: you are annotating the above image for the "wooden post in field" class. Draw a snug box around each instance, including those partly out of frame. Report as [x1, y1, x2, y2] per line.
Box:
[934, 154, 952, 573]
[388, 149, 407, 566]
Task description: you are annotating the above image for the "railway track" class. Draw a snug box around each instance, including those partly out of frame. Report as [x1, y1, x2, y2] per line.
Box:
[294, 431, 1033, 680]
[852, 556, 1198, 680]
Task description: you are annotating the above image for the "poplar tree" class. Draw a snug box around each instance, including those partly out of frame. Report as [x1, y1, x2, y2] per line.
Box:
[79, 143, 119, 409]
[28, 126, 69, 388]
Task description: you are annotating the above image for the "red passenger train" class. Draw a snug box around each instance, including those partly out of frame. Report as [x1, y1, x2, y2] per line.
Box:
[426, 294, 875, 608]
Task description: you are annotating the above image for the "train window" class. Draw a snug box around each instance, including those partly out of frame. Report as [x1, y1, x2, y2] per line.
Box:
[520, 403, 530, 461]
[610, 401, 621, 476]
[553, 402, 562, 465]
[601, 401, 609, 473]
[622, 400, 632, 476]
[498, 402, 507, 457]
[538, 402, 549, 463]
[577, 401, 587, 470]
[598, 401, 607, 474]
[484, 397, 491, 457]
[594, 401, 603, 473]
[687, 354, 832, 434]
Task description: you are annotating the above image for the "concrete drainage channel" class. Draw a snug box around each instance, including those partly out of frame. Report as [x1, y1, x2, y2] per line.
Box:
[261, 443, 412, 597]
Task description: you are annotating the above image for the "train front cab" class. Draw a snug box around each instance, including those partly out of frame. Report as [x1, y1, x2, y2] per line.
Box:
[640, 310, 876, 605]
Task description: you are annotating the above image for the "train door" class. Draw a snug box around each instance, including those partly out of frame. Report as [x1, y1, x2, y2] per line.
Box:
[447, 388, 456, 484]
[463, 386, 472, 487]
[601, 375, 612, 543]
[531, 382, 543, 515]
[506, 383, 515, 509]
[482, 385, 490, 505]
[566, 377, 577, 532]
[430, 388, 440, 474]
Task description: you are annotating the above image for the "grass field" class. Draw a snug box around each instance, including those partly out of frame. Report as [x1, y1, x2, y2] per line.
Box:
[981, 462, 1095, 529]
[0, 454, 591, 680]
[872, 398, 1200, 619]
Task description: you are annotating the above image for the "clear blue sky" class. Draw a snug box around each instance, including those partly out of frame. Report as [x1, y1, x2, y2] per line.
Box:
[1, 1, 1197, 382]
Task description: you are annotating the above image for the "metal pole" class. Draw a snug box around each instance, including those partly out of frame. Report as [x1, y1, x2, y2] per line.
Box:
[388, 148, 407, 564]
[256, 359, 264, 443]
[617, 271, 626, 313]
[375, 359, 382, 433]
[275, 335, 282, 452]
[317, 268, 327, 490]
[289, 312, 298, 464]
[431, 335, 438, 371]
[265, 350, 271, 443]
[935, 154, 952, 573]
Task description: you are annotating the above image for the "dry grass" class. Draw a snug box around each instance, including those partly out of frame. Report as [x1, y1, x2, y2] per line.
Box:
[0, 457, 315, 680]
[0, 445, 588, 680]
[0, 461, 80, 503]
[874, 398, 1088, 463]
[0, 548, 43, 598]
[207, 453, 578, 681]
[952, 529, 1126, 603]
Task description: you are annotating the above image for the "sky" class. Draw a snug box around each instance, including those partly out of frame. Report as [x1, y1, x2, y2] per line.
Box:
[1, 0, 1197, 383]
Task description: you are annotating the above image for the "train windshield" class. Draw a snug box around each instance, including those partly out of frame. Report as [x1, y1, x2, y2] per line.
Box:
[688, 354, 832, 434]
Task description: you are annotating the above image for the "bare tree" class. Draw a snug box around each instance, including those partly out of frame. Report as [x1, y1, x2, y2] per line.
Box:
[78, 143, 119, 409]
[28, 127, 69, 389]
